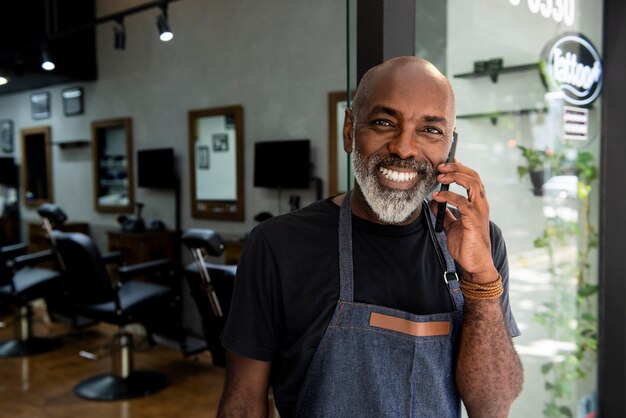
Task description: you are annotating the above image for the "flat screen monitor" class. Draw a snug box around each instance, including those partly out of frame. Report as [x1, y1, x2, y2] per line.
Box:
[254, 139, 310, 189]
[137, 148, 176, 188]
[0, 157, 18, 187]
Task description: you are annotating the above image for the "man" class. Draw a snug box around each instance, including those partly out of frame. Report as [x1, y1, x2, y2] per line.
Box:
[218, 56, 523, 417]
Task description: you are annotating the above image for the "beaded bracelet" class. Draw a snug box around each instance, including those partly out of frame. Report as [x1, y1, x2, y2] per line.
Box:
[459, 275, 504, 300]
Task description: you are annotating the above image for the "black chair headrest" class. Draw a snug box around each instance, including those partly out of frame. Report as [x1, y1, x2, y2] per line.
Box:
[37, 204, 68, 226]
[181, 228, 225, 257]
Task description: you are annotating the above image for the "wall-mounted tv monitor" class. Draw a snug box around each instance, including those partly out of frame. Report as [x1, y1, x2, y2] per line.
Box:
[0, 157, 18, 187]
[254, 139, 310, 189]
[137, 148, 176, 188]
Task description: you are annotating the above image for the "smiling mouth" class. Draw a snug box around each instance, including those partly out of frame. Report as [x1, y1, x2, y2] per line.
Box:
[379, 166, 418, 183]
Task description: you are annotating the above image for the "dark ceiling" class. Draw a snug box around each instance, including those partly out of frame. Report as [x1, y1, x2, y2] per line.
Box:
[0, 0, 97, 95]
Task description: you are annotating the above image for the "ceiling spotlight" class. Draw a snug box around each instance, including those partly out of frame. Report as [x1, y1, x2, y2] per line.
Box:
[156, 4, 173, 42]
[114, 17, 126, 50]
[41, 48, 55, 71]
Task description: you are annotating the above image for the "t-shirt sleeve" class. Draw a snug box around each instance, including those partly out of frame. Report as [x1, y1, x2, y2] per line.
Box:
[221, 226, 282, 361]
[490, 221, 521, 338]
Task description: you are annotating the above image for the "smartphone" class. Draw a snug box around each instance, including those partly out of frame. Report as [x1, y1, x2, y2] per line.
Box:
[434, 131, 458, 233]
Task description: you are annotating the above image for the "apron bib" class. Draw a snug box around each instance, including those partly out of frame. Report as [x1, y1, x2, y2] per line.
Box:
[295, 193, 464, 417]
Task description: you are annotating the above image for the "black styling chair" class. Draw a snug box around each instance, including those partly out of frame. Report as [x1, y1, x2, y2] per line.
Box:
[51, 230, 175, 400]
[38, 203, 68, 234]
[36, 203, 98, 329]
[181, 229, 236, 367]
[0, 243, 63, 357]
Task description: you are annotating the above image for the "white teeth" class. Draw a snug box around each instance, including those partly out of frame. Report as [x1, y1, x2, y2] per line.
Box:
[379, 167, 417, 182]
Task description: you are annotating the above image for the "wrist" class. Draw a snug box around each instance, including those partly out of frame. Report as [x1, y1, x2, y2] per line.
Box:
[460, 274, 503, 300]
[462, 267, 499, 285]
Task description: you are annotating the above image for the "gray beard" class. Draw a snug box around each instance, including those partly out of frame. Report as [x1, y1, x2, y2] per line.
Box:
[352, 148, 439, 224]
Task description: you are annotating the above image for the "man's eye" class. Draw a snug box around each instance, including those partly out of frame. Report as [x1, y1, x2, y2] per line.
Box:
[423, 127, 442, 135]
[373, 119, 392, 127]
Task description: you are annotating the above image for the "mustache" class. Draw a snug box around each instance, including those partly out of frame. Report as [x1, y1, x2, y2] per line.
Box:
[370, 155, 434, 173]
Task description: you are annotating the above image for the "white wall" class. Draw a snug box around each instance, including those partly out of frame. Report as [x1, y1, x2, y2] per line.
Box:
[0, 0, 346, 248]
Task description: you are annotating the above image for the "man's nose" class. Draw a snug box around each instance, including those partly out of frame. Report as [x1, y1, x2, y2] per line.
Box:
[387, 129, 420, 160]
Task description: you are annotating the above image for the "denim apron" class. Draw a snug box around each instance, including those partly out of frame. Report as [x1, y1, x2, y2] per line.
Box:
[294, 192, 464, 417]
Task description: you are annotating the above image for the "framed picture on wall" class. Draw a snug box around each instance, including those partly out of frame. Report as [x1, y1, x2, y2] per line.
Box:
[197, 145, 209, 169]
[0, 119, 13, 153]
[62, 86, 84, 116]
[30, 92, 51, 120]
[212, 133, 229, 152]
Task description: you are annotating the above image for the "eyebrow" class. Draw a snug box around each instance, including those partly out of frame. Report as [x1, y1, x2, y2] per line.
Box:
[367, 105, 448, 124]
[423, 114, 448, 124]
[369, 106, 397, 117]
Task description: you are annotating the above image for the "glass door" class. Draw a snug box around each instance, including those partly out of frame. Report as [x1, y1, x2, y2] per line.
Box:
[441, 1, 603, 417]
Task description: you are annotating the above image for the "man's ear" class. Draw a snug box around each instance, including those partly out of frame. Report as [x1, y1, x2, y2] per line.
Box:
[343, 108, 355, 154]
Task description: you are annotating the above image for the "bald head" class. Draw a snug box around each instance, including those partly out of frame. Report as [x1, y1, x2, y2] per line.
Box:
[351, 56, 455, 123]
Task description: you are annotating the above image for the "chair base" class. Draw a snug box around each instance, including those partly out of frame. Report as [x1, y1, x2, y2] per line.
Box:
[0, 336, 63, 357]
[74, 370, 170, 400]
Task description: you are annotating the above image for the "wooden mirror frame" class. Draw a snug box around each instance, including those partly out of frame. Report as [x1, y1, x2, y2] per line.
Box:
[91, 117, 134, 213]
[20, 126, 53, 208]
[328, 91, 354, 196]
[188, 105, 244, 221]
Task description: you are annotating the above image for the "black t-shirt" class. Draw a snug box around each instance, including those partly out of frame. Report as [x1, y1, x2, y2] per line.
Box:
[221, 198, 518, 417]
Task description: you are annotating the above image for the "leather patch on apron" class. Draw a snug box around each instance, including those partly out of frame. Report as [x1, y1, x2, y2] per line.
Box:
[369, 312, 450, 337]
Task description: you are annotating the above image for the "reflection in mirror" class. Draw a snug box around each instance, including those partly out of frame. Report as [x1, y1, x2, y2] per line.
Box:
[188, 105, 244, 221]
[20, 126, 53, 207]
[328, 91, 354, 196]
[91, 118, 134, 213]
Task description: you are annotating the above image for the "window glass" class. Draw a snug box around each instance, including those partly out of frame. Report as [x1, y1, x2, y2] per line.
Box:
[439, 1, 603, 416]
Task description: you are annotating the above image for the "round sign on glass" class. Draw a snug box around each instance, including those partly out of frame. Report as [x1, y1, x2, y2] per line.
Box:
[540, 33, 603, 107]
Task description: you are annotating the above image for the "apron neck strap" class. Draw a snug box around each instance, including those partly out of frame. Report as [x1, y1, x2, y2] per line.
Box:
[424, 201, 464, 311]
[338, 191, 354, 302]
[423, 201, 456, 275]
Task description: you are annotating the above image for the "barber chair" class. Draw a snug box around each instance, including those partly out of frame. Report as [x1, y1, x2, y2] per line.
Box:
[38, 203, 68, 229]
[0, 243, 63, 357]
[36, 203, 67, 268]
[51, 230, 176, 400]
[181, 229, 236, 367]
[36, 203, 97, 329]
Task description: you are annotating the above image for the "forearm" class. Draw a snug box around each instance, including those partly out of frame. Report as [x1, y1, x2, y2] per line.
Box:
[456, 297, 523, 418]
[217, 351, 272, 418]
[217, 391, 269, 418]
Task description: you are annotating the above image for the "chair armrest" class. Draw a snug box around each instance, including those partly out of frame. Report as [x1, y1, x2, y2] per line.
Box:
[118, 259, 173, 281]
[0, 243, 28, 261]
[102, 251, 124, 265]
[205, 262, 237, 276]
[12, 249, 55, 269]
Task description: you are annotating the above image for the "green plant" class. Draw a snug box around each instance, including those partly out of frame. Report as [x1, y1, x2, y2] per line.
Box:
[517, 145, 566, 196]
[519, 150, 598, 417]
[516, 145, 564, 179]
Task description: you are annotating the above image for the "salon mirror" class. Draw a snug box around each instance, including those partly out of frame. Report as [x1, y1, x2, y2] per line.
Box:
[0, 157, 19, 246]
[188, 105, 244, 221]
[91, 117, 134, 213]
[20, 126, 53, 207]
[328, 91, 355, 195]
